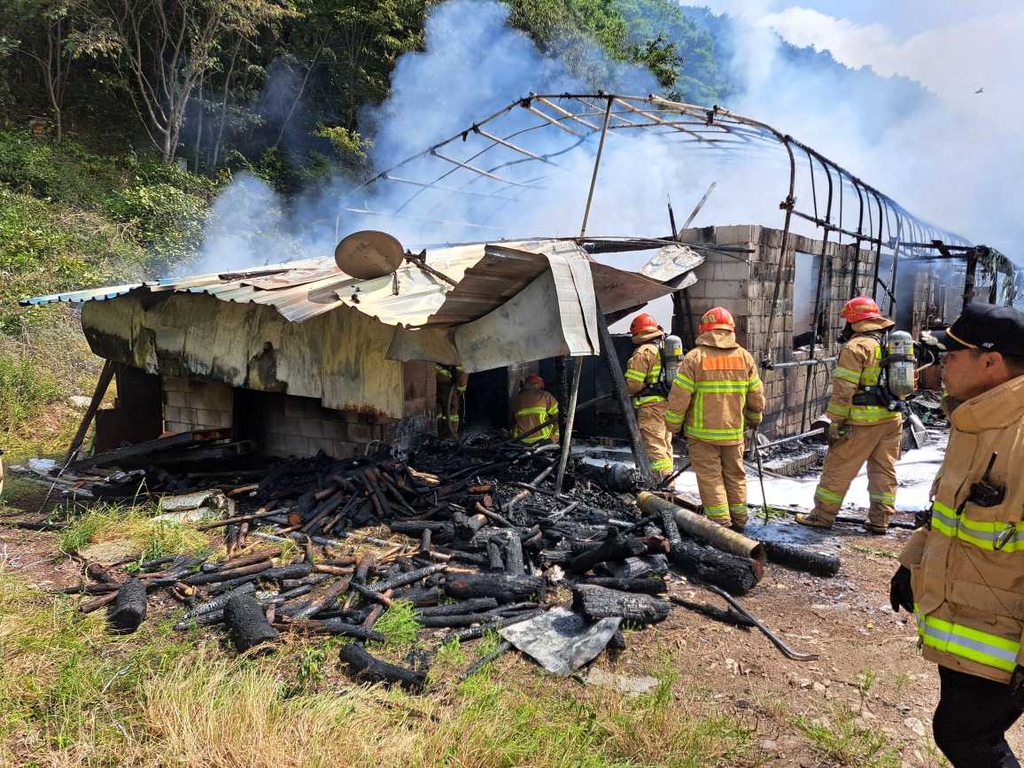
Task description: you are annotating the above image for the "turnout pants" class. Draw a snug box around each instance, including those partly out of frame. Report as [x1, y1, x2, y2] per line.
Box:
[812, 419, 902, 528]
[688, 438, 747, 528]
[637, 402, 674, 479]
[934, 666, 1023, 767]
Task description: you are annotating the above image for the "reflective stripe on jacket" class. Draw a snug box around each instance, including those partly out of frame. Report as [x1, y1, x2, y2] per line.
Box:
[663, 329, 765, 446]
[899, 374, 1024, 683]
[625, 342, 666, 408]
[827, 333, 901, 426]
[435, 364, 468, 393]
[511, 387, 560, 444]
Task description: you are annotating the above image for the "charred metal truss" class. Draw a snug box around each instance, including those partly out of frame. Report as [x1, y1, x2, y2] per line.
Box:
[341, 93, 973, 278]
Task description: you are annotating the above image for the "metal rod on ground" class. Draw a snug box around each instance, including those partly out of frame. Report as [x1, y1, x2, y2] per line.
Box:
[750, 431, 771, 525]
[657, 459, 691, 490]
[595, 306, 655, 487]
[704, 584, 818, 661]
[760, 427, 826, 450]
[554, 357, 584, 496]
[578, 95, 614, 238]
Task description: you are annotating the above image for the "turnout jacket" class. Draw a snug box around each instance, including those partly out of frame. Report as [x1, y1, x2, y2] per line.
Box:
[828, 318, 902, 427]
[899, 374, 1024, 683]
[664, 329, 765, 445]
[511, 385, 560, 444]
[624, 341, 667, 409]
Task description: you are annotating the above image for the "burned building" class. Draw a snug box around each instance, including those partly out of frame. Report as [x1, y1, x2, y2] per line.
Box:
[23, 94, 1020, 468]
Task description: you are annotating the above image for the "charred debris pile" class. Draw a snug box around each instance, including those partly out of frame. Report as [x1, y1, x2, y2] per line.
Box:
[47, 437, 835, 686]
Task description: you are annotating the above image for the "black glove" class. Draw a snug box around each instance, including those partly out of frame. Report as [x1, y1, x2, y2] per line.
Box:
[889, 565, 914, 614]
[1010, 666, 1024, 707]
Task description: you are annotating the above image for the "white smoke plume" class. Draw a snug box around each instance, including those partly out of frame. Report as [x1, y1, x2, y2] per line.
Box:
[189, 0, 1023, 283]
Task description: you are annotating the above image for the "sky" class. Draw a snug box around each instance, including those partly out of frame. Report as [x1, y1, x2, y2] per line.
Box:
[698, 0, 1024, 127]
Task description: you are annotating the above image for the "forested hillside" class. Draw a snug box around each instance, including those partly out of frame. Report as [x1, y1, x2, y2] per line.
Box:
[0, 0, 928, 458]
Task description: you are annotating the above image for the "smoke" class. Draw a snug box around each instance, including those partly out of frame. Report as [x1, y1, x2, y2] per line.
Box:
[189, 0, 1024, 283]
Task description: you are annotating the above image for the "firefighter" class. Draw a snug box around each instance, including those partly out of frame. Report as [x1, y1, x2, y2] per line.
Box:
[510, 373, 560, 445]
[435, 363, 468, 436]
[624, 313, 675, 480]
[890, 303, 1024, 767]
[796, 296, 902, 534]
[664, 307, 765, 531]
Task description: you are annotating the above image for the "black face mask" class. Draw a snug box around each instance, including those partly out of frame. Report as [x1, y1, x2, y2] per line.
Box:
[839, 323, 854, 343]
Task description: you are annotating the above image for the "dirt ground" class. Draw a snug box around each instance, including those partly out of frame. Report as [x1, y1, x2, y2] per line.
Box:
[3, 503, 1021, 767]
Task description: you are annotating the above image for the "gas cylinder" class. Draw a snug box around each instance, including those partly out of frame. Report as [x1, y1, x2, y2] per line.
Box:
[662, 334, 684, 384]
[886, 330, 916, 401]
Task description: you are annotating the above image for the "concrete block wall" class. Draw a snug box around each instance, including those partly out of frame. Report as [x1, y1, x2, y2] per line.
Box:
[162, 376, 233, 433]
[255, 393, 391, 460]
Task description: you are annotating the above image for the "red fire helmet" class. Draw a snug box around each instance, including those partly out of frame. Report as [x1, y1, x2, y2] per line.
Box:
[524, 373, 544, 388]
[840, 296, 883, 324]
[629, 312, 660, 335]
[699, 307, 735, 334]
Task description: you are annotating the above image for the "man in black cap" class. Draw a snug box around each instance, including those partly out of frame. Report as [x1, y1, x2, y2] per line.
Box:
[891, 303, 1024, 767]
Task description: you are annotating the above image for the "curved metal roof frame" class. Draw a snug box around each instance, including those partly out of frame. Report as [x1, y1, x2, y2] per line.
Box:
[340, 93, 970, 257]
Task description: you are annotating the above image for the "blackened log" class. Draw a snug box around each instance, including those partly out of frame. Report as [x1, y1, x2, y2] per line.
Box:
[603, 555, 670, 580]
[354, 553, 375, 585]
[366, 564, 447, 593]
[184, 560, 272, 586]
[541, 549, 572, 565]
[224, 594, 279, 654]
[443, 573, 545, 604]
[659, 508, 684, 552]
[567, 531, 647, 575]
[291, 579, 351, 620]
[581, 577, 668, 595]
[261, 563, 314, 582]
[339, 643, 425, 692]
[671, 539, 762, 596]
[442, 608, 546, 643]
[435, 548, 490, 566]
[487, 540, 504, 571]
[503, 532, 525, 575]
[572, 584, 670, 625]
[350, 582, 393, 607]
[81, 591, 118, 614]
[218, 547, 282, 570]
[758, 540, 841, 577]
[668, 596, 755, 628]
[459, 640, 513, 681]
[389, 520, 454, 544]
[107, 579, 148, 634]
[319, 620, 385, 642]
[390, 587, 443, 607]
[181, 582, 256, 621]
[415, 598, 499, 617]
[362, 589, 393, 631]
[419, 528, 432, 554]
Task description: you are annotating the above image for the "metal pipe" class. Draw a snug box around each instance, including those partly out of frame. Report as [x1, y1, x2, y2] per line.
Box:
[766, 357, 837, 370]
[762, 137, 798, 368]
[638, 492, 766, 563]
[555, 356, 584, 496]
[579, 96, 614, 238]
[759, 427, 826, 449]
[800, 159, 834, 433]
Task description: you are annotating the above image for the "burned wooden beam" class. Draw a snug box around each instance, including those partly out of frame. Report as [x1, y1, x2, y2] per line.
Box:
[339, 643, 425, 692]
[572, 584, 670, 625]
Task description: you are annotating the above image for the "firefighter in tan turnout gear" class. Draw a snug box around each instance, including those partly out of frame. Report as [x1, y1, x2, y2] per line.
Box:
[889, 304, 1024, 767]
[797, 296, 903, 534]
[510, 373, 560, 445]
[664, 307, 765, 531]
[623, 313, 675, 480]
[435, 363, 468, 436]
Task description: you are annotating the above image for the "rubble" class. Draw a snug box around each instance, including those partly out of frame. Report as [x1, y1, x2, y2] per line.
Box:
[25, 435, 845, 690]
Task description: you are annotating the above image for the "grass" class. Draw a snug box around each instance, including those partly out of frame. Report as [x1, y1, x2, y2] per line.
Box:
[57, 504, 212, 560]
[370, 599, 422, 649]
[797, 704, 901, 767]
[0, 566, 764, 768]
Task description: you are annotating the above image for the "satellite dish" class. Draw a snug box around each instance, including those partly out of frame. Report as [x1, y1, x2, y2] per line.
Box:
[334, 230, 405, 279]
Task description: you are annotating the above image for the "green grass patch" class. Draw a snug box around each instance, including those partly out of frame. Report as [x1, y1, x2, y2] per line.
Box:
[370, 599, 421, 649]
[798, 704, 901, 767]
[57, 505, 211, 559]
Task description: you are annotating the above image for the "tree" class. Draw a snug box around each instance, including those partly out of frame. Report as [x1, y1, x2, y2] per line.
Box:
[72, 0, 297, 163]
[2, 0, 78, 142]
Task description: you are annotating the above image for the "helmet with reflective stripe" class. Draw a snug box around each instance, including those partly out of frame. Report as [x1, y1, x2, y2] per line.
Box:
[699, 307, 735, 334]
[629, 312, 660, 336]
[840, 296, 883, 324]
[524, 373, 544, 389]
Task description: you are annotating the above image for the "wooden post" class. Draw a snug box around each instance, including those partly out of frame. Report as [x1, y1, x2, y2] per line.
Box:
[578, 97, 614, 239]
[595, 307, 655, 486]
[65, 359, 116, 463]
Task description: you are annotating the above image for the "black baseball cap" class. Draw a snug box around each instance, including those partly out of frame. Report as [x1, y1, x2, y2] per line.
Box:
[922, 303, 1024, 356]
